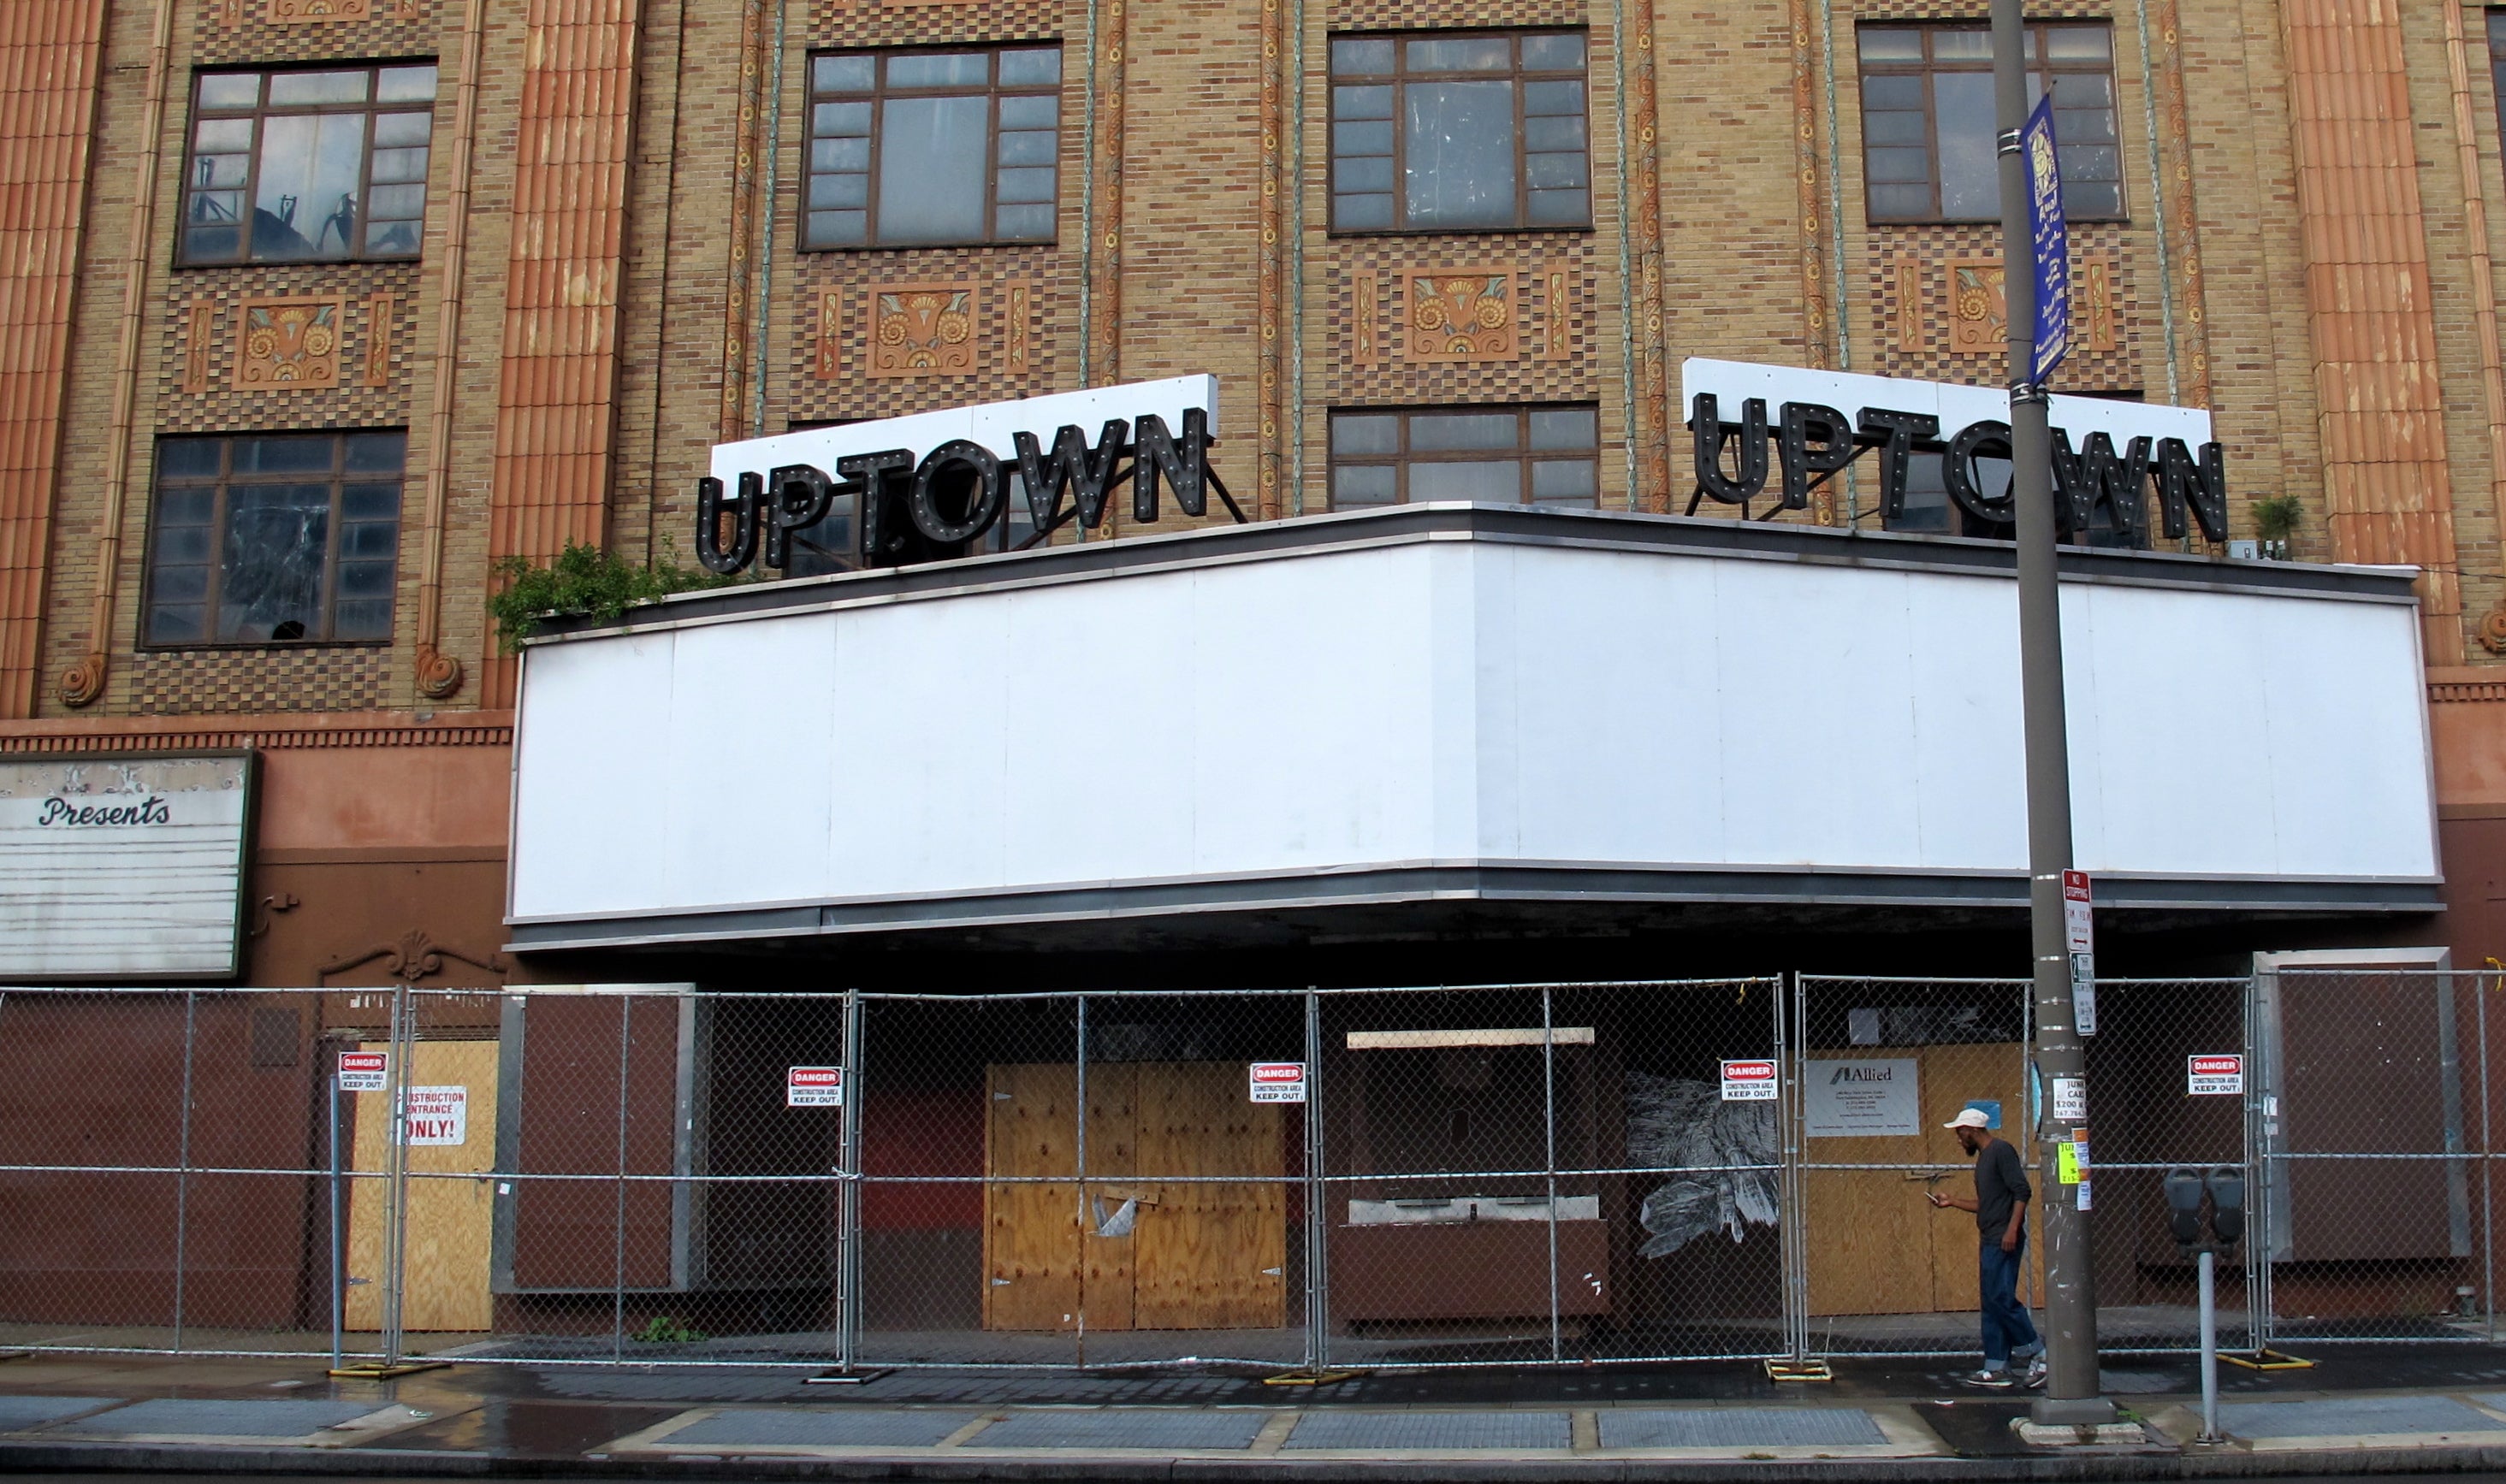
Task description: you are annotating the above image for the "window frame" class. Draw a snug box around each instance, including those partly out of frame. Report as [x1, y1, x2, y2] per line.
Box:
[800, 44, 1064, 251]
[1327, 27, 1594, 236]
[177, 62, 439, 268]
[140, 430, 407, 651]
[1327, 403, 1603, 509]
[1855, 21, 2127, 226]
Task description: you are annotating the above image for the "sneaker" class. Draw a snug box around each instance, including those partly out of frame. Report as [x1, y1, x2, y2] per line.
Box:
[2023, 1357, 2047, 1389]
[1961, 1369, 2015, 1389]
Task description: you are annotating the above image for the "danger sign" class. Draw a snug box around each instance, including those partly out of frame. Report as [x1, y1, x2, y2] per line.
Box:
[1249, 1061, 1307, 1103]
[400, 1085, 467, 1146]
[2187, 1054, 2245, 1096]
[1719, 1059, 1779, 1101]
[337, 1050, 388, 1093]
[787, 1066, 844, 1108]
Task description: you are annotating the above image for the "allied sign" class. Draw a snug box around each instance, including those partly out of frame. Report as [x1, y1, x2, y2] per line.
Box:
[787, 1066, 844, 1108]
[0, 754, 253, 979]
[701, 376, 1233, 576]
[1680, 359, 2225, 546]
[338, 1050, 389, 1093]
[1249, 1061, 1308, 1103]
[2188, 1054, 2246, 1096]
[2023, 94, 2070, 383]
[1805, 1058, 1920, 1137]
[1719, 1059, 1780, 1101]
[400, 1085, 468, 1146]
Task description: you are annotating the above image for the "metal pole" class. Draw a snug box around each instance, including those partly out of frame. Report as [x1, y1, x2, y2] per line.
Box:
[1993, 0, 2108, 1425]
[839, 988, 864, 1372]
[329, 1073, 344, 1372]
[1304, 988, 1324, 1374]
[612, 994, 631, 1363]
[2197, 1249, 2219, 1441]
[1074, 993, 1087, 1369]
[172, 990, 196, 1352]
[2479, 972, 2494, 1341]
[383, 987, 412, 1366]
[1542, 985, 1561, 1363]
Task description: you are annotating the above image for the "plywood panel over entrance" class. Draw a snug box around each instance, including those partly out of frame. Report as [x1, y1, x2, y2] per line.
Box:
[347, 1040, 499, 1332]
[1804, 1042, 2037, 1317]
[983, 1061, 1284, 1331]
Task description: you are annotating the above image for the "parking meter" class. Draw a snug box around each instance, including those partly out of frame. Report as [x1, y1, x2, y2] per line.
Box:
[2207, 1167, 2245, 1246]
[2164, 1168, 2206, 1246]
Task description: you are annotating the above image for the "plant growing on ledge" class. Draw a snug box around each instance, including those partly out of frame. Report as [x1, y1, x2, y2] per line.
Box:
[2251, 495, 2303, 559]
[488, 541, 733, 652]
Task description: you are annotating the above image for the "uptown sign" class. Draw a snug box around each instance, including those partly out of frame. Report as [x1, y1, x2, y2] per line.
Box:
[696, 376, 1237, 573]
[1681, 358, 2230, 543]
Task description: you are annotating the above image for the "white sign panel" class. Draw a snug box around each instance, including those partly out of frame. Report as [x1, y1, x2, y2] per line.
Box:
[1720, 1059, 1780, 1101]
[0, 755, 252, 978]
[787, 1066, 844, 1108]
[2187, 1054, 2246, 1096]
[1805, 1059, 1921, 1137]
[2052, 1075, 2088, 1123]
[337, 1050, 388, 1093]
[400, 1085, 467, 1146]
[1249, 1061, 1307, 1103]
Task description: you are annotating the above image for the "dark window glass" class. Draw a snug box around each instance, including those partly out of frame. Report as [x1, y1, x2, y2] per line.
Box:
[1857, 24, 2123, 223]
[804, 46, 1061, 249]
[1330, 30, 1590, 233]
[1329, 405, 1601, 508]
[143, 431, 405, 646]
[2490, 13, 2506, 197]
[181, 64, 437, 265]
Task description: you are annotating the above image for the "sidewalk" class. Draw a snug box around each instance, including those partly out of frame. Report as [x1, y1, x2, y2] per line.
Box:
[10, 1344, 2506, 1479]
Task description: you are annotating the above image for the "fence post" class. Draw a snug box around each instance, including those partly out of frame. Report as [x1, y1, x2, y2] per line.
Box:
[839, 987, 863, 1371]
[1304, 988, 1324, 1374]
[172, 989, 197, 1352]
[612, 992, 631, 1362]
[2244, 967, 2272, 1353]
[329, 1072, 345, 1371]
[2479, 969, 2494, 1342]
[1540, 984, 1561, 1363]
[1778, 973, 1804, 1363]
[383, 984, 412, 1366]
[1074, 992, 1088, 1369]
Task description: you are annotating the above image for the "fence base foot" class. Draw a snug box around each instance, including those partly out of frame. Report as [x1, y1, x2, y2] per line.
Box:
[1264, 1369, 1366, 1386]
[1766, 1359, 1834, 1382]
[803, 1369, 892, 1386]
[328, 1361, 447, 1380]
[2219, 1348, 2313, 1371]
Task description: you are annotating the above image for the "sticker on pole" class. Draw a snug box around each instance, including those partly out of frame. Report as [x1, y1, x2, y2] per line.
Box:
[2061, 870, 2093, 954]
[1719, 1059, 1779, 1101]
[2187, 1054, 2245, 1096]
[1249, 1061, 1307, 1103]
[2051, 1075, 2088, 1123]
[787, 1066, 844, 1108]
[400, 1085, 468, 1145]
[337, 1049, 388, 1092]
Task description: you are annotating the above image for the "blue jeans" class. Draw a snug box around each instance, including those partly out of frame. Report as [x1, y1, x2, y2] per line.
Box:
[1978, 1236, 2041, 1369]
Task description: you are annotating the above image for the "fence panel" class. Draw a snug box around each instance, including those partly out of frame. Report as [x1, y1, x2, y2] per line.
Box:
[2257, 967, 2491, 1347]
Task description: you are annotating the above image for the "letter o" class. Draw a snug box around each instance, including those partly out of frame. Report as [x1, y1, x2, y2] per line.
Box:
[1942, 419, 2016, 525]
[907, 440, 1006, 546]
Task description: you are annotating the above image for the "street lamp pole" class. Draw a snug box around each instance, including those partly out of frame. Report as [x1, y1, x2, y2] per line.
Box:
[1990, 0, 2112, 1426]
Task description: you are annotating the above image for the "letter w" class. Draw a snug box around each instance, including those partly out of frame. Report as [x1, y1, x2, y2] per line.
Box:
[1014, 420, 1129, 532]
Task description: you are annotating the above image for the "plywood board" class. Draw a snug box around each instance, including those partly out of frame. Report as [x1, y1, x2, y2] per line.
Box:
[1133, 1062, 1285, 1329]
[1918, 1042, 2033, 1312]
[983, 1062, 1081, 1331]
[1080, 1063, 1137, 1333]
[346, 1040, 499, 1333]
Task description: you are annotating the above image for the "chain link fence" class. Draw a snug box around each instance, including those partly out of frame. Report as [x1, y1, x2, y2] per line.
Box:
[0, 972, 2495, 1371]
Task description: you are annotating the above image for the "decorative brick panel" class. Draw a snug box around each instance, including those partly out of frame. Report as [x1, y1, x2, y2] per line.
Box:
[157, 263, 419, 433]
[1863, 224, 2139, 393]
[789, 250, 1065, 423]
[1330, 237, 1597, 406]
[129, 646, 390, 715]
[197, 0, 438, 65]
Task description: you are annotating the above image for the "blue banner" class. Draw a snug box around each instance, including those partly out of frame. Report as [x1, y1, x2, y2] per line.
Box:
[2023, 93, 2069, 385]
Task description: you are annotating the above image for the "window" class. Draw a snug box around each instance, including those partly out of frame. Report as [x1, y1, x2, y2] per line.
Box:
[2490, 13, 2506, 181]
[144, 432, 405, 647]
[1857, 24, 2122, 223]
[1330, 31, 1590, 233]
[181, 64, 437, 264]
[803, 47, 1062, 249]
[1330, 405, 1600, 508]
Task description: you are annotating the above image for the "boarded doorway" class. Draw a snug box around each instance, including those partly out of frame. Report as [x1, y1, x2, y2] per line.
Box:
[347, 1039, 499, 1333]
[982, 1061, 1285, 1331]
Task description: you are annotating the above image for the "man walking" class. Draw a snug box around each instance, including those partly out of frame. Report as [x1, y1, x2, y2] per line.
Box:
[1927, 1106, 2045, 1388]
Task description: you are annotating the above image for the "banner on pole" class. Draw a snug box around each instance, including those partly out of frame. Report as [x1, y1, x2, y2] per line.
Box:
[2023, 92, 2070, 384]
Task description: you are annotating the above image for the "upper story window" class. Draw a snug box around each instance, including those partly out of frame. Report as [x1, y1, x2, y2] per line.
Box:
[181, 64, 438, 265]
[1857, 24, 2123, 223]
[803, 46, 1062, 249]
[1329, 405, 1601, 508]
[2488, 13, 2506, 181]
[144, 431, 404, 647]
[1330, 31, 1591, 234]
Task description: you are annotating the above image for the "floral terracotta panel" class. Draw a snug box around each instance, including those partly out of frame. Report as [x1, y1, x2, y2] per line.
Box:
[267, 0, 371, 18]
[1947, 258, 2006, 356]
[868, 281, 981, 378]
[232, 296, 345, 389]
[1401, 268, 1516, 363]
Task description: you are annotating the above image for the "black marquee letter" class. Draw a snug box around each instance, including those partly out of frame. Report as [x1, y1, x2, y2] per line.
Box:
[840, 448, 916, 567]
[1131, 408, 1212, 522]
[1777, 401, 1855, 511]
[694, 474, 759, 574]
[765, 463, 838, 570]
[2154, 437, 2229, 543]
[1942, 420, 2016, 526]
[1691, 393, 1769, 505]
[1854, 407, 1939, 522]
[1014, 419, 1128, 531]
[908, 440, 1007, 546]
[2049, 429, 2151, 544]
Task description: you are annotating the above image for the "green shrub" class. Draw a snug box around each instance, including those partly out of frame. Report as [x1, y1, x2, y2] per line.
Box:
[488, 541, 732, 653]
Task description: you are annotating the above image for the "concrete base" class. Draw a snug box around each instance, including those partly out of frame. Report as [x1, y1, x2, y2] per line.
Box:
[2028, 1395, 2117, 1425]
[2011, 1420, 2149, 1448]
